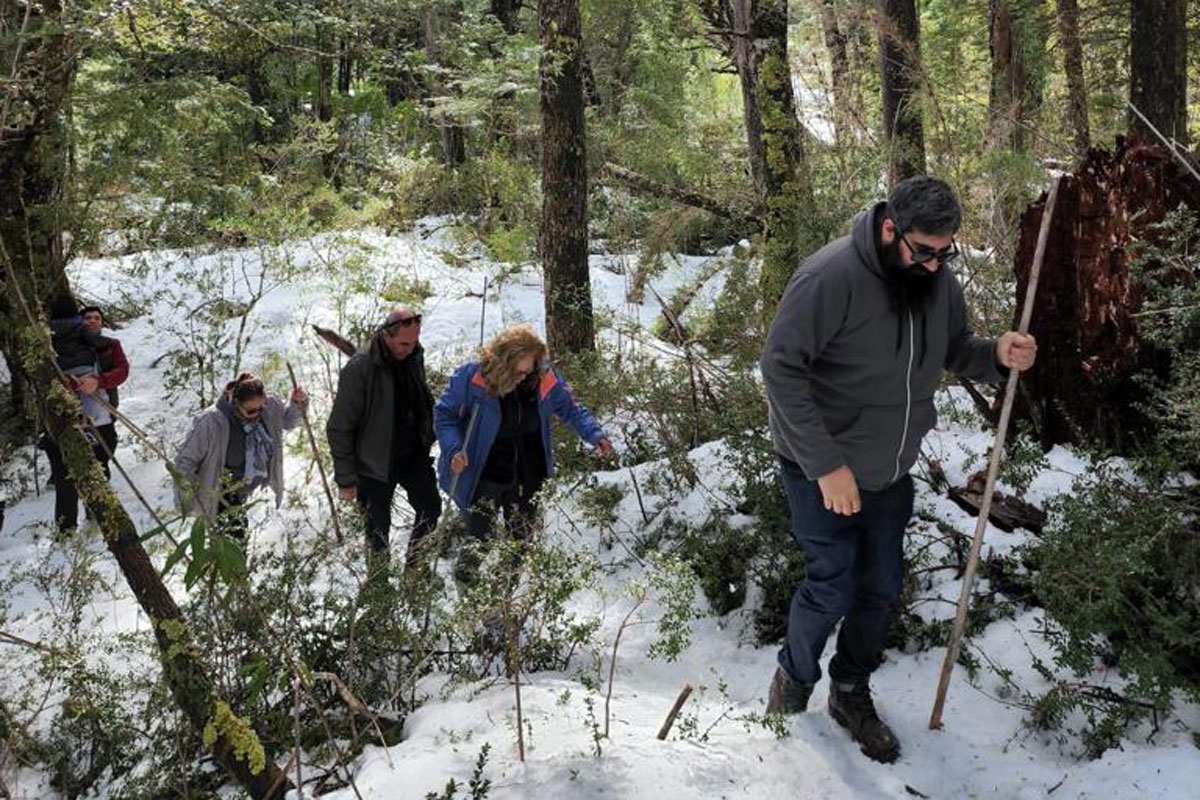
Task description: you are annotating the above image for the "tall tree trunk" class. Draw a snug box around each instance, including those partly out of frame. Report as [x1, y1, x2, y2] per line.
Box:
[1, 270, 291, 798]
[877, 0, 926, 186]
[0, 0, 76, 423]
[696, 1, 822, 318]
[539, 0, 595, 354]
[844, 0, 873, 118]
[730, 1, 767, 198]
[1054, 0, 1090, 160]
[425, 6, 467, 168]
[1129, 0, 1188, 146]
[337, 39, 352, 94]
[816, 0, 853, 142]
[748, 1, 821, 318]
[315, 25, 334, 122]
[988, 0, 1028, 152]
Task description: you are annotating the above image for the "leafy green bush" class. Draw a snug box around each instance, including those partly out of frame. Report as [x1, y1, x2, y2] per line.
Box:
[1024, 461, 1199, 754]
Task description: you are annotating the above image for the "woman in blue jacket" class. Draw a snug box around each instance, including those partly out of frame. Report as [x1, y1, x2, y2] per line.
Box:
[435, 325, 613, 582]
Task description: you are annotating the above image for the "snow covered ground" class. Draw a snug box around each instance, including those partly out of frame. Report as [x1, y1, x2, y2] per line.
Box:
[1, 221, 1196, 799]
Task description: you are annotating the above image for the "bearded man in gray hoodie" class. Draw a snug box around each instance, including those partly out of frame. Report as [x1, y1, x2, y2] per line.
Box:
[760, 176, 1037, 762]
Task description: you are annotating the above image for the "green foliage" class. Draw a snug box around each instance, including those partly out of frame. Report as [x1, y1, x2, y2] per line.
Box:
[452, 531, 601, 678]
[674, 513, 753, 617]
[645, 553, 701, 662]
[1024, 460, 1199, 754]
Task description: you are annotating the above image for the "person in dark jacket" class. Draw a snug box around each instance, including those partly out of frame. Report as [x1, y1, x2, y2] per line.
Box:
[760, 176, 1037, 763]
[79, 305, 130, 411]
[42, 296, 114, 533]
[326, 307, 441, 569]
[435, 324, 614, 584]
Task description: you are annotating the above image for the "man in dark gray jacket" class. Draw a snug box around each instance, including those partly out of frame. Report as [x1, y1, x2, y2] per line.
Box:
[760, 176, 1036, 762]
[326, 307, 440, 569]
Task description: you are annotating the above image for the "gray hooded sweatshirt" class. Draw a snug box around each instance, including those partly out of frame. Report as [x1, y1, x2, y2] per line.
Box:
[761, 203, 1005, 491]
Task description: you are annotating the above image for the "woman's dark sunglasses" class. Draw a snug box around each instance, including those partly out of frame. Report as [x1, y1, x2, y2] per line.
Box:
[382, 314, 423, 331]
[899, 230, 960, 265]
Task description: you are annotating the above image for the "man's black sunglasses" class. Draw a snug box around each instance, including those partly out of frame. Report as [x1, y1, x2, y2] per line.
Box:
[899, 230, 959, 266]
[382, 314, 423, 331]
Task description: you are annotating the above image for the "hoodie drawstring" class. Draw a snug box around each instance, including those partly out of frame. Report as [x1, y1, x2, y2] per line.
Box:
[896, 309, 930, 368]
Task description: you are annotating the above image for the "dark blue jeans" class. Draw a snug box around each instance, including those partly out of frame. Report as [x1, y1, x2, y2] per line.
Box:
[777, 461, 914, 686]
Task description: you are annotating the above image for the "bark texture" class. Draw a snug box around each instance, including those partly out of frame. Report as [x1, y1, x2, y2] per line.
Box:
[1013, 139, 1200, 451]
[877, 0, 926, 186]
[1129, 0, 1188, 146]
[1054, 0, 1090, 160]
[0, 0, 76, 420]
[540, 0, 595, 353]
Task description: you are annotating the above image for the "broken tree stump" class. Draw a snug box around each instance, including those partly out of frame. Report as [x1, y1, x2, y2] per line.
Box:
[1013, 137, 1200, 452]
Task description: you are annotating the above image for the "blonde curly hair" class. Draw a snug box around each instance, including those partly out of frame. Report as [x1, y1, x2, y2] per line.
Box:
[478, 324, 548, 396]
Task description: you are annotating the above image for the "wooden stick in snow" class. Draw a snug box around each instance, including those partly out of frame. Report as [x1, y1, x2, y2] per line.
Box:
[656, 683, 694, 740]
[928, 176, 1061, 730]
[287, 361, 343, 544]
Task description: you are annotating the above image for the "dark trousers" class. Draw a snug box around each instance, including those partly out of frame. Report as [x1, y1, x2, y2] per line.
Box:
[356, 455, 441, 560]
[43, 423, 117, 532]
[777, 461, 914, 687]
[454, 478, 541, 585]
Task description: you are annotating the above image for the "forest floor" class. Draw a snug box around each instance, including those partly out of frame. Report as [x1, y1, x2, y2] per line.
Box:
[2, 220, 1196, 799]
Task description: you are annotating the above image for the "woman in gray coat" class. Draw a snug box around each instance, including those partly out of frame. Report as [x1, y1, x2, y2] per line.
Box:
[174, 373, 308, 538]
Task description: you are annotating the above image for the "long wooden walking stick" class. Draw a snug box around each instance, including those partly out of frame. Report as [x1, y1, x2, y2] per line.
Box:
[287, 361, 343, 544]
[929, 176, 1061, 730]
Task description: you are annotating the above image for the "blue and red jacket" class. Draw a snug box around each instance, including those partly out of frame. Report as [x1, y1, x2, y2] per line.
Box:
[434, 362, 607, 509]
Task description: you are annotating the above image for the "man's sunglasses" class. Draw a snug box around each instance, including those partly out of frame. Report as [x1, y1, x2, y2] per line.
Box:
[382, 314, 423, 331]
[240, 404, 264, 417]
[899, 230, 960, 266]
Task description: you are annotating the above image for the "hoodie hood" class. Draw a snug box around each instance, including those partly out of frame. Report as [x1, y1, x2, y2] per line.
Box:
[850, 202, 889, 280]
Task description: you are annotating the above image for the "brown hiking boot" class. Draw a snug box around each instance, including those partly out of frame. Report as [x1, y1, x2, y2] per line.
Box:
[828, 682, 901, 764]
[766, 667, 813, 715]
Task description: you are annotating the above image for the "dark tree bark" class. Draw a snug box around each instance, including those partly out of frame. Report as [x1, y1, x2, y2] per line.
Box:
[490, 0, 523, 34]
[539, 0, 595, 354]
[0, 0, 76, 422]
[988, 0, 1030, 152]
[1055, 0, 1090, 159]
[337, 39, 352, 94]
[1129, 0, 1187, 146]
[315, 25, 334, 122]
[425, 6, 467, 168]
[816, 0, 853, 142]
[1013, 140, 1200, 452]
[877, 0, 926, 187]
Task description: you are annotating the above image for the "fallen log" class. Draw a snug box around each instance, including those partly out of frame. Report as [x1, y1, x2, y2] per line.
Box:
[948, 470, 1047, 534]
[600, 162, 759, 228]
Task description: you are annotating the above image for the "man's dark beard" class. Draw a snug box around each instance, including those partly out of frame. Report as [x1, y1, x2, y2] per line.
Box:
[880, 237, 939, 312]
